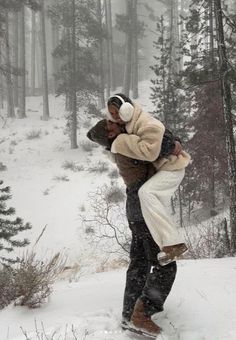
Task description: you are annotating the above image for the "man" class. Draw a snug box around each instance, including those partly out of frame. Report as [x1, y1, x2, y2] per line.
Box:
[87, 120, 177, 338]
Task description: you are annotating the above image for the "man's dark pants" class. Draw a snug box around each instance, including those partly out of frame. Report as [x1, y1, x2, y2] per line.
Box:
[122, 180, 177, 320]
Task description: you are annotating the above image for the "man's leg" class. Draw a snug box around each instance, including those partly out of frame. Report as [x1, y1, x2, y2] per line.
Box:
[122, 222, 148, 321]
[140, 227, 177, 316]
[129, 223, 176, 336]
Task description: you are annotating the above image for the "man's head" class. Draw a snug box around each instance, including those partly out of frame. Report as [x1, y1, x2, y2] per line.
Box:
[107, 93, 134, 124]
[87, 119, 123, 150]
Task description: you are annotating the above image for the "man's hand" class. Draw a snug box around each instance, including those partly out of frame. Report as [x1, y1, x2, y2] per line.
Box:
[172, 141, 182, 156]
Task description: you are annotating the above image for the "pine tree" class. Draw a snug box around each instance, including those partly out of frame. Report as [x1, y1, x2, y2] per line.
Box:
[150, 16, 188, 140]
[178, 0, 236, 222]
[214, 0, 236, 252]
[116, 0, 145, 96]
[0, 181, 32, 265]
[186, 81, 228, 211]
[178, 0, 227, 214]
[0, 1, 40, 36]
[0, 0, 40, 119]
[150, 10, 190, 225]
[48, 0, 104, 148]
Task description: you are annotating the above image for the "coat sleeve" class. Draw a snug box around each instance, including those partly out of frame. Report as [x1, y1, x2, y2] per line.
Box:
[111, 124, 165, 162]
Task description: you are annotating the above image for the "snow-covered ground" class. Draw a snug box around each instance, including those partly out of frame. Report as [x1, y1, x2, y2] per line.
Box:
[0, 93, 123, 266]
[1, 82, 236, 339]
[1, 259, 236, 340]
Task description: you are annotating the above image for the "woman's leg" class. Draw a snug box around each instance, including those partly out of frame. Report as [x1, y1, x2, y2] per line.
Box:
[138, 169, 185, 249]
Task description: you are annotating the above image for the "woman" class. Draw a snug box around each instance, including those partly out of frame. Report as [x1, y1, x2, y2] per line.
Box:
[106, 93, 191, 265]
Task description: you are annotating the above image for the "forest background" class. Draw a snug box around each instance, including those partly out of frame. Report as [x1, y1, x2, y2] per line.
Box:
[0, 1, 236, 338]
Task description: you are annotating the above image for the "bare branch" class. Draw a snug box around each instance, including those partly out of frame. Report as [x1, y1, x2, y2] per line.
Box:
[33, 225, 47, 247]
[81, 185, 130, 256]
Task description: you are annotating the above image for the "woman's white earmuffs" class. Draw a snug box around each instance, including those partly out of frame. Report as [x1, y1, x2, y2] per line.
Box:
[110, 95, 134, 122]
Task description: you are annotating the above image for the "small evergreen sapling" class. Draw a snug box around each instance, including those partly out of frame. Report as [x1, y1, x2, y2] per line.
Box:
[0, 180, 32, 264]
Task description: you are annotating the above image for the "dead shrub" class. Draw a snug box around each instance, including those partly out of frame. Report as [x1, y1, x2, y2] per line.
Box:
[21, 322, 85, 340]
[82, 119, 92, 129]
[80, 140, 98, 152]
[87, 161, 109, 173]
[53, 174, 69, 182]
[0, 162, 7, 171]
[81, 185, 130, 256]
[183, 217, 231, 259]
[105, 186, 125, 203]
[14, 252, 64, 308]
[62, 160, 78, 171]
[26, 129, 42, 140]
[96, 258, 128, 273]
[0, 266, 16, 309]
[62, 161, 84, 172]
[108, 169, 119, 179]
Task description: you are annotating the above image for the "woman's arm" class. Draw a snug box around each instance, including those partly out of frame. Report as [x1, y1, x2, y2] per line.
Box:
[111, 124, 165, 162]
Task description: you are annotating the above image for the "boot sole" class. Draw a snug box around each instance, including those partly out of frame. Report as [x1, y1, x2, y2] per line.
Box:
[158, 248, 188, 266]
[122, 323, 160, 339]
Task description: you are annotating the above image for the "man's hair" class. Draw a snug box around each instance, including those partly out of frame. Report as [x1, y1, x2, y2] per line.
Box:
[87, 119, 113, 150]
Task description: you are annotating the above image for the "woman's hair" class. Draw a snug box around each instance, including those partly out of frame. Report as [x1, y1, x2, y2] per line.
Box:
[107, 93, 133, 110]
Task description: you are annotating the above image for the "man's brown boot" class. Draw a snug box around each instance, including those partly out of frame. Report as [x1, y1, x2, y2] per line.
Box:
[158, 242, 188, 266]
[130, 299, 161, 336]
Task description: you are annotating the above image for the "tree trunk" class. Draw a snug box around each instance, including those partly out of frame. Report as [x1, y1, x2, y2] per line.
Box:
[39, 0, 50, 120]
[0, 42, 4, 108]
[105, 0, 111, 98]
[19, 4, 26, 118]
[36, 30, 42, 92]
[210, 154, 216, 213]
[179, 0, 185, 71]
[50, 0, 60, 94]
[97, 0, 105, 108]
[65, 27, 71, 111]
[131, 0, 138, 99]
[122, 0, 133, 96]
[13, 11, 19, 107]
[173, 0, 180, 74]
[70, 0, 78, 149]
[190, 1, 198, 62]
[214, 0, 236, 252]
[51, 22, 60, 93]
[168, 0, 175, 75]
[105, 0, 115, 92]
[160, 16, 167, 124]
[31, 10, 36, 96]
[165, 1, 175, 125]
[5, 12, 15, 118]
[209, 0, 215, 71]
[209, 0, 216, 212]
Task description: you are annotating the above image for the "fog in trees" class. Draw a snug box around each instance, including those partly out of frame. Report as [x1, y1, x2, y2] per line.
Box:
[1, 0, 236, 255]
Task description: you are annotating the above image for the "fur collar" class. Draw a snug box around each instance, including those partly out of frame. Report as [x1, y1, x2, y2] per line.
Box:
[125, 103, 142, 134]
